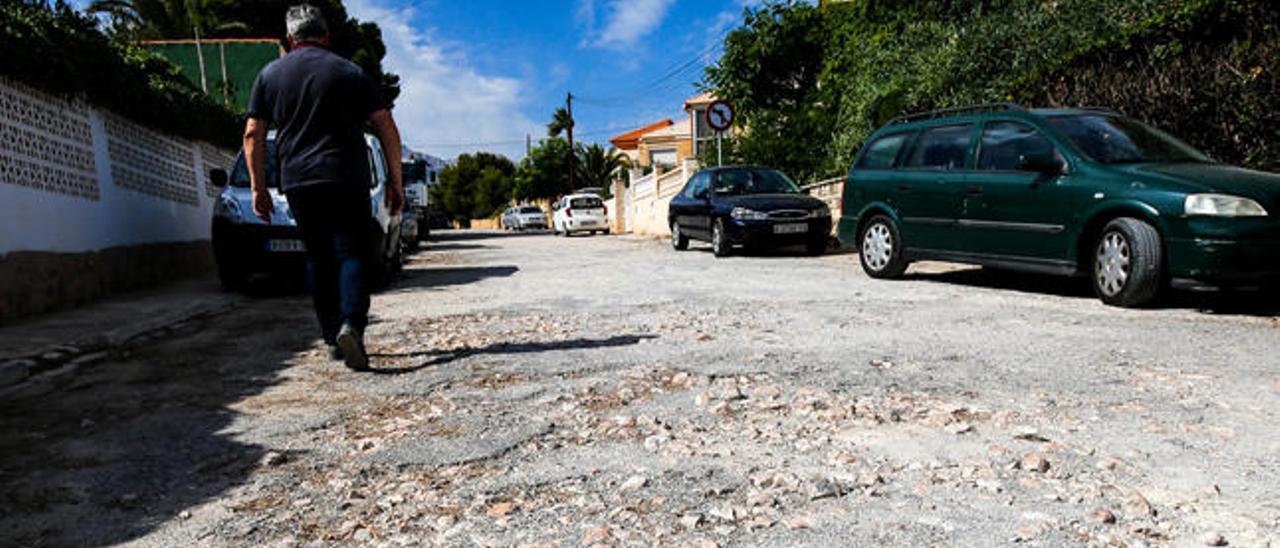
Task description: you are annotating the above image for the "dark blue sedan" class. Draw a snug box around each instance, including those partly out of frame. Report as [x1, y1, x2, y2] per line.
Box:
[668, 166, 832, 257]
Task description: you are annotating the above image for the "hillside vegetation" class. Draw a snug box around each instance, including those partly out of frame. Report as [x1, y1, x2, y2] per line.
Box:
[705, 0, 1279, 183]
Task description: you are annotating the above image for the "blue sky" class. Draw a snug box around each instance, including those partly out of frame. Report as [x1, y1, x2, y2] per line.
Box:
[73, 0, 763, 160]
[347, 0, 764, 160]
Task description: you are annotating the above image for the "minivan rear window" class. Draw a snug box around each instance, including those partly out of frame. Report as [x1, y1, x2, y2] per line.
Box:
[856, 132, 912, 170]
[571, 197, 604, 209]
[520, 206, 543, 213]
[903, 124, 973, 170]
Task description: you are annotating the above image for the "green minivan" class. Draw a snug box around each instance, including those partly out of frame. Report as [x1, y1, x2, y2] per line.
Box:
[836, 103, 1280, 307]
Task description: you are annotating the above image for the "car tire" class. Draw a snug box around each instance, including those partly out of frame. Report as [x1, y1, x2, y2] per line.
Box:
[1092, 217, 1163, 307]
[712, 219, 731, 258]
[859, 214, 908, 279]
[671, 222, 689, 251]
[216, 255, 245, 291]
[603, 229, 611, 236]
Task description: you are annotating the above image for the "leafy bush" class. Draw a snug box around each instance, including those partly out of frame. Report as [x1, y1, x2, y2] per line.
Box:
[706, 0, 1280, 182]
[0, 1, 241, 149]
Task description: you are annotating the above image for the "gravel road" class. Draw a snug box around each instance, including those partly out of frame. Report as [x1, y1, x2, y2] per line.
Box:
[2, 230, 1278, 547]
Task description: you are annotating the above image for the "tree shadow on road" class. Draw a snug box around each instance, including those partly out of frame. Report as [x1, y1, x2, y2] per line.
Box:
[366, 334, 657, 375]
[0, 304, 311, 546]
[911, 267, 1280, 317]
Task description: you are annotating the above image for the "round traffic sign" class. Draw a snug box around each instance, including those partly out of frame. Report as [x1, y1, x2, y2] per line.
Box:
[706, 100, 735, 133]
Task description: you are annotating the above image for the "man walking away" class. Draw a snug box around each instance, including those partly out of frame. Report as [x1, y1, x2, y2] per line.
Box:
[244, 4, 404, 371]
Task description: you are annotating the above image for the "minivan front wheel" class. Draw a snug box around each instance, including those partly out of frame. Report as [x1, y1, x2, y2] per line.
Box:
[1092, 217, 1163, 307]
[859, 215, 907, 279]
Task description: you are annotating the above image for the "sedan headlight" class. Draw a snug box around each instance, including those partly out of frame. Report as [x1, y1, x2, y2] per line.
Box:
[1184, 194, 1268, 217]
[730, 207, 769, 221]
[809, 204, 831, 219]
[213, 197, 243, 221]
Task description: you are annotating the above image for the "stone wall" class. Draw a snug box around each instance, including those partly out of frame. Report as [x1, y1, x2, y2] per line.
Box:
[0, 77, 234, 323]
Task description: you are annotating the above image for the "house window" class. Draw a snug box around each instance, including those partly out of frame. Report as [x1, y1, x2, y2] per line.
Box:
[650, 148, 678, 167]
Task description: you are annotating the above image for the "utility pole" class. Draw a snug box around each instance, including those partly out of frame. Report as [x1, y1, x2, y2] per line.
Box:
[526, 133, 532, 159]
[566, 92, 575, 191]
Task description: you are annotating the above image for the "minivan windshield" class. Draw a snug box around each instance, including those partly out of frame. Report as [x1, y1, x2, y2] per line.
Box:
[713, 168, 802, 196]
[1047, 115, 1211, 164]
[230, 141, 280, 188]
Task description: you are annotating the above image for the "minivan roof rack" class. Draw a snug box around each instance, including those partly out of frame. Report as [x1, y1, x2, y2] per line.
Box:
[888, 102, 1026, 126]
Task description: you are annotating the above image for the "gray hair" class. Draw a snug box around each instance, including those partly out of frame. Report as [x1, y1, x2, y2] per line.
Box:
[286, 4, 328, 42]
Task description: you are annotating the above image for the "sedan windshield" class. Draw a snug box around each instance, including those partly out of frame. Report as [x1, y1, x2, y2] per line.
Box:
[714, 168, 803, 196]
[1047, 115, 1210, 164]
[230, 141, 280, 188]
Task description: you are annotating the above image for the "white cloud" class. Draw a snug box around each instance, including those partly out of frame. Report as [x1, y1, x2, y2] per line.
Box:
[346, 0, 540, 160]
[589, 0, 677, 50]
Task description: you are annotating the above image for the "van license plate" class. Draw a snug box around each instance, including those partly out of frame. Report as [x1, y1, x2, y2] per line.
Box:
[773, 223, 808, 235]
[268, 239, 306, 252]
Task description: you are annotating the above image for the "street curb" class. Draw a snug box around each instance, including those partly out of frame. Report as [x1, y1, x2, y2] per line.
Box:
[0, 296, 242, 398]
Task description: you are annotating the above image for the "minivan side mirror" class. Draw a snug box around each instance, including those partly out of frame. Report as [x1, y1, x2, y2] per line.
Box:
[1017, 152, 1064, 174]
[209, 168, 228, 188]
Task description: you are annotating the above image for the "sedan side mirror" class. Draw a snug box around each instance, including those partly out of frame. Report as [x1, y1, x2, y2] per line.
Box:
[209, 168, 228, 188]
[1017, 152, 1064, 174]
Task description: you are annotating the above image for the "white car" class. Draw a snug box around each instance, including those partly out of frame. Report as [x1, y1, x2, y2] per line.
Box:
[502, 205, 548, 230]
[552, 194, 610, 236]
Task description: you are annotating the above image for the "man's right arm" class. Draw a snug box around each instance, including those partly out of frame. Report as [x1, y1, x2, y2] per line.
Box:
[243, 117, 273, 221]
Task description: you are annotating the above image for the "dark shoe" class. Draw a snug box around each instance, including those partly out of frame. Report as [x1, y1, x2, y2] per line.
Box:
[336, 323, 369, 371]
[327, 345, 344, 361]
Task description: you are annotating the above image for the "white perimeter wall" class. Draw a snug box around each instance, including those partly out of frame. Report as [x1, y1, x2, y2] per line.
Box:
[0, 77, 234, 255]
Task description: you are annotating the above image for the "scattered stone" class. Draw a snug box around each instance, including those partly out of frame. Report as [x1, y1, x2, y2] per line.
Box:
[1021, 452, 1050, 473]
[260, 451, 287, 467]
[1088, 507, 1117, 524]
[976, 479, 1004, 494]
[713, 381, 745, 401]
[487, 501, 516, 518]
[355, 439, 376, 451]
[784, 515, 812, 530]
[179, 510, 192, 520]
[751, 384, 782, 400]
[695, 334, 714, 342]
[0, 359, 35, 386]
[947, 421, 974, 435]
[1014, 428, 1050, 443]
[1123, 491, 1155, 518]
[694, 392, 712, 407]
[619, 475, 647, 493]
[856, 472, 883, 488]
[581, 526, 612, 545]
[1199, 531, 1227, 546]
[808, 477, 841, 500]
[678, 514, 702, 530]
[670, 372, 692, 388]
[70, 351, 109, 366]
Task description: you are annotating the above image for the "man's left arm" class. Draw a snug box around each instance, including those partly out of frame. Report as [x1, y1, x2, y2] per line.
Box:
[369, 109, 405, 216]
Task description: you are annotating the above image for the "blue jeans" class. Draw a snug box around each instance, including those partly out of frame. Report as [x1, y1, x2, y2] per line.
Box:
[286, 183, 370, 344]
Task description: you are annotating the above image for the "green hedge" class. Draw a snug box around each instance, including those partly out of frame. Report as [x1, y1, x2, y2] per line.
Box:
[707, 0, 1279, 182]
[0, 1, 242, 149]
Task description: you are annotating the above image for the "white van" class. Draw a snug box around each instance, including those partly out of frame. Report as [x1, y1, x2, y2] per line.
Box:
[552, 194, 610, 236]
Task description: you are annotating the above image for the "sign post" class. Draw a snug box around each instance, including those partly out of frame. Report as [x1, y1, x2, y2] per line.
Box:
[706, 100, 735, 167]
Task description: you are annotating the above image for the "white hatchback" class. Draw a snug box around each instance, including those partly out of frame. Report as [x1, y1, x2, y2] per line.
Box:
[552, 194, 610, 236]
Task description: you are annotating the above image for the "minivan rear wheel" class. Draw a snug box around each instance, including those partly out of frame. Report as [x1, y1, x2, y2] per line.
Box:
[1092, 217, 1163, 307]
[859, 215, 907, 279]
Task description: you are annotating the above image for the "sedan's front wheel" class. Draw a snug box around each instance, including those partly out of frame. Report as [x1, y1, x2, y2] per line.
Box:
[671, 222, 689, 251]
[1092, 217, 1163, 307]
[712, 219, 731, 258]
[859, 214, 907, 278]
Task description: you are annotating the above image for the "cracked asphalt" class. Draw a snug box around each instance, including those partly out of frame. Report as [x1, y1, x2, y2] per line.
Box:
[2, 230, 1278, 547]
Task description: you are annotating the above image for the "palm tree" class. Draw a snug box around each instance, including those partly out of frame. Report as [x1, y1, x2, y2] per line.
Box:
[89, 0, 247, 39]
[547, 106, 573, 138]
[576, 143, 629, 191]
